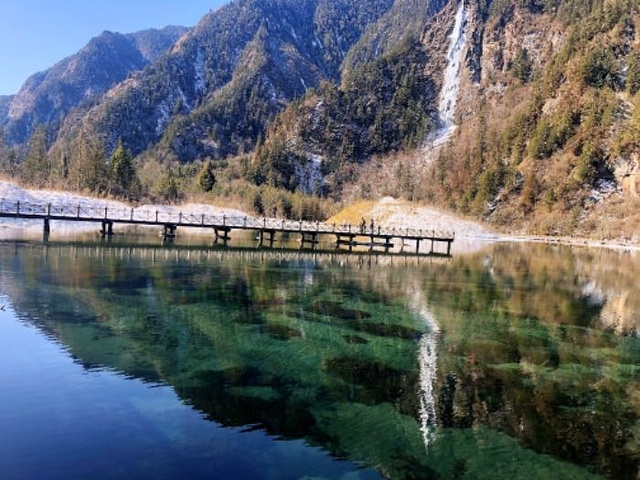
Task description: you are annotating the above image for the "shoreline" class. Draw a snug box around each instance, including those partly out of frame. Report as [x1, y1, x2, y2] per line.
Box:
[496, 234, 640, 252]
[1, 181, 638, 253]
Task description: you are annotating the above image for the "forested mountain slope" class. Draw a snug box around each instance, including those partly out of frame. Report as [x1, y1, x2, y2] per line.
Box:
[1, 26, 187, 146]
[253, 0, 640, 237]
[426, 0, 640, 237]
[55, 0, 415, 161]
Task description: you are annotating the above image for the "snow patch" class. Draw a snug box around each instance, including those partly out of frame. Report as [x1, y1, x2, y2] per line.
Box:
[194, 49, 207, 93]
[289, 26, 299, 42]
[155, 101, 171, 136]
[589, 179, 618, 203]
[178, 88, 190, 111]
[294, 154, 324, 194]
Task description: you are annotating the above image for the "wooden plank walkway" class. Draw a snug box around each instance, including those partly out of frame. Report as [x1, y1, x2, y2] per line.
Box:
[0, 200, 455, 255]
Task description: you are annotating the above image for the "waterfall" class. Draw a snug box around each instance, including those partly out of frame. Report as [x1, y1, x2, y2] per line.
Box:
[413, 292, 441, 450]
[427, 0, 469, 151]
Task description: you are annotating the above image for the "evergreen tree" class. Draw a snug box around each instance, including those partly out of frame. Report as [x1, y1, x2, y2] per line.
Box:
[581, 47, 619, 89]
[48, 147, 69, 182]
[197, 160, 217, 192]
[68, 133, 108, 194]
[512, 47, 533, 83]
[157, 173, 180, 202]
[59, 151, 69, 180]
[110, 139, 138, 197]
[0, 128, 14, 175]
[627, 49, 640, 95]
[23, 126, 50, 188]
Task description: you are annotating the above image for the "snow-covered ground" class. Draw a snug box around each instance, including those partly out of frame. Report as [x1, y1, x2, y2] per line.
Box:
[336, 197, 499, 254]
[0, 180, 251, 237]
[369, 197, 496, 239]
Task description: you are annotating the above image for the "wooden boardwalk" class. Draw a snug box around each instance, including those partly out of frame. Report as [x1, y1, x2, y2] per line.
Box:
[0, 200, 455, 255]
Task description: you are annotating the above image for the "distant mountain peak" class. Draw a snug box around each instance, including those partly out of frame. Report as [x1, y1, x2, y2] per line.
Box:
[1, 25, 187, 145]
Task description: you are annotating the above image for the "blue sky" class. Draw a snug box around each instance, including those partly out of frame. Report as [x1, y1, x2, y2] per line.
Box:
[0, 0, 229, 95]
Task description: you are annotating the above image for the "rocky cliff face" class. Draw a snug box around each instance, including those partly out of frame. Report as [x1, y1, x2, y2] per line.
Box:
[420, 0, 640, 238]
[0, 95, 12, 124]
[342, 0, 448, 72]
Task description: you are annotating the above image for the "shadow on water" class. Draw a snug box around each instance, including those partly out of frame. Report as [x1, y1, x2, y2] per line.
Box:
[0, 237, 639, 479]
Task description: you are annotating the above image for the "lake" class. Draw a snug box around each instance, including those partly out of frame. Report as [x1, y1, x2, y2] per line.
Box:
[0, 236, 638, 479]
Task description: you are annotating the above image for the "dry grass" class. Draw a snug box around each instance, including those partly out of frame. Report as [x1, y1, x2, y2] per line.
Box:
[327, 201, 376, 226]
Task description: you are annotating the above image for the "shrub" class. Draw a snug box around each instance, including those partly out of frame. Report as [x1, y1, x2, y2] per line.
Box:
[581, 47, 620, 89]
[627, 49, 640, 95]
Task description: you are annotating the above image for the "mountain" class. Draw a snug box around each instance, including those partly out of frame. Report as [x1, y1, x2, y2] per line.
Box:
[54, 0, 417, 161]
[3, 0, 640, 237]
[3, 0, 450, 163]
[1, 26, 187, 145]
[251, 0, 458, 193]
[0, 95, 12, 124]
[253, 0, 640, 237]
[423, 0, 640, 237]
[342, 0, 448, 72]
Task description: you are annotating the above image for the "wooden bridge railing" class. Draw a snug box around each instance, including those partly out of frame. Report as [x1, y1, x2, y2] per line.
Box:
[0, 200, 455, 240]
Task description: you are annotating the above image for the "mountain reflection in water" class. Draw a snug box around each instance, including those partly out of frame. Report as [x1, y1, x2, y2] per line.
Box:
[0, 240, 638, 479]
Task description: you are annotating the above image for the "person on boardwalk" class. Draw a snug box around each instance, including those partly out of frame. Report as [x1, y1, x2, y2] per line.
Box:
[370, 218, 375, 234]
[360, 217, 366, 234]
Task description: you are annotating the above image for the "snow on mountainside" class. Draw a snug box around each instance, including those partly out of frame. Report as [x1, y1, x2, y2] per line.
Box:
[0, 96, 12, 123]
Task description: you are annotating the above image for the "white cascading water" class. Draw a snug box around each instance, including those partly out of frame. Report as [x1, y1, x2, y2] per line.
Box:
[412, 291, 441, 451]
[427, 0, 469, 151]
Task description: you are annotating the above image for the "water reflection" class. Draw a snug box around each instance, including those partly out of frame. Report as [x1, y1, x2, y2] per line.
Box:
[0, 239, 638, 479]
[412, 291, 441, 451]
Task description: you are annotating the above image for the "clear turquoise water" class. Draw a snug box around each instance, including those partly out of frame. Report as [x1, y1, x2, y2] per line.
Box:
[0, 239, 638, 479]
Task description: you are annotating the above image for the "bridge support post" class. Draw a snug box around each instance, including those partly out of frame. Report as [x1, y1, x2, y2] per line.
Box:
[43, 218, 50, 238]
[300, 232, 319, 250]
[416, 239, 420, 254]
[447, 240, 452, 256]
[162, 224, 176, 239]
[101, 221, 114, 237]
[214, 227, 231, 245]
